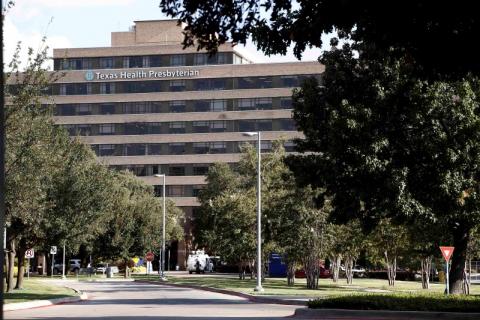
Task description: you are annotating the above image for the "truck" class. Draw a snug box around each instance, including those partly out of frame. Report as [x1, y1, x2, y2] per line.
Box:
[186, 250, 211, 274]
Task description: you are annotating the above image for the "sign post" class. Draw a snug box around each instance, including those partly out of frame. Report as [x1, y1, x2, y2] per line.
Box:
[440, 246, 455, 294]
[25, 249, 34, 279]
[145, 252, 154, 275]
[50, 246, 57, 277]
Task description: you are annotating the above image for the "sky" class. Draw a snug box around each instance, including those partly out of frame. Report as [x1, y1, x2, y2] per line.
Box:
[4, 0, 328, 69]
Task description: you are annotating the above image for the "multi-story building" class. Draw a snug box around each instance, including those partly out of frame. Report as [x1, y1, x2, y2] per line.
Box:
[51, 20, 324, 267]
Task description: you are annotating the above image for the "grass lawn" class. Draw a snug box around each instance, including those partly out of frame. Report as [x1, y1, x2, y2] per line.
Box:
[133, 274, 480, 297]
[3, 279, 79, 304]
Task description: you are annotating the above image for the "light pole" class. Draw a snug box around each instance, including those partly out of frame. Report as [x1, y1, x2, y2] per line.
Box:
[242, 131, 264, 292]
[154, 174, 167, 280]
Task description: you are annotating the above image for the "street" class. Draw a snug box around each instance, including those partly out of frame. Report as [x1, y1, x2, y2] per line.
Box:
[4, 280, 301, 320]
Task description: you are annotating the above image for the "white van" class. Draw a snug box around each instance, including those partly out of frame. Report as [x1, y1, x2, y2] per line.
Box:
[187, 250, 210, 274]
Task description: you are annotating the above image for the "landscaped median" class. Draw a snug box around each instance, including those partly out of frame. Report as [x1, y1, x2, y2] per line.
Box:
[3, 279, 86, 311]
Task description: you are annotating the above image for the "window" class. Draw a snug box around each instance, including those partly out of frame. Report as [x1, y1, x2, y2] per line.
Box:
[217, 53, 228, 64]
[99, 104, 115, 115]
[76, 104, 91, 115]
[194, 100, 210, 112]
[98, 144, 115, 157]
[169, 122, 185, 134]
[170, 55, 186, 66]
[57, 104, 75, 116]
[281, 75, 298, 87]
[167, 185, 185, 197]
[257, 120, 272, 131]
[238, 120, 255, 132]
[128, 56, 143, 68]
[128, 165, 147, 176]
[77, 125, 91, 135]
[210, 121, 226, 132]
[193, 142, 209, 154]
[98, 144, 115, 156]
[238, 77, 255, 89]
[99, 124, 115, 135]
[170, 80, 185, 92]
[193, 165, 209, 175]
[125, 122, 146, 135]
[194, 53, 207, 65]
[211, 100, 226, 112]
[192, 185, 204, 197]
[170, 100, 186, 113]
[284, 141, 295, 152]
[148, 144, 163, 155]
[238, 99, 255, 110]
[256, 98, 272, 110]
[169, 143, 186, 155]
[261, 141, 272, 152]
[149, 55, 162, 67]
[193, 121, 209, 133]
[257, 77, 272, 88]
[100, 83, 115, 94]
[279, 119, 296, 131]
[169, 166, 185, 176]
[82, 58, 93, 69]
[280, 97, 292, 109]
[99, 57, 113, 69]
[125, 144, 146, 156]
[210, 142, 226, 154]
[147, 123, 162, 134]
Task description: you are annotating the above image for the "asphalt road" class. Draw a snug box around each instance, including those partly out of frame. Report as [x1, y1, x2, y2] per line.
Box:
[4, 280, 301, 320]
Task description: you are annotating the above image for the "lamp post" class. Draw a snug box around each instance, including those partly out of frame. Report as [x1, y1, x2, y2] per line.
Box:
[154, 174, 167, 280]
[242, 131, 264, 292]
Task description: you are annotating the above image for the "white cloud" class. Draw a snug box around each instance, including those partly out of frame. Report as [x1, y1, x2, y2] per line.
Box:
[3, 16, 72, 70]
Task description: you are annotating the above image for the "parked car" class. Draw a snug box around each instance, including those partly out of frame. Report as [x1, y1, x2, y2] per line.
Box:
[295, 265, 331, 279]
[340, 265, 367, 278]
[54, 259, 81, 274]
[95, 263, 119, 274]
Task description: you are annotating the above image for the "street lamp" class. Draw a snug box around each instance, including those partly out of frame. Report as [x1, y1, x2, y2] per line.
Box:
[154, 174, 167, 280]
[242, 131, 264, 292]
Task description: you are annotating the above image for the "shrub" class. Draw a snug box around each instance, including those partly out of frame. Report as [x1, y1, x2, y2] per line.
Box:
[308, 293, 480, 312]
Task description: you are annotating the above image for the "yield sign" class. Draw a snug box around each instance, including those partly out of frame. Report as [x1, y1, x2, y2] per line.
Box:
[440, 246, 455, 262]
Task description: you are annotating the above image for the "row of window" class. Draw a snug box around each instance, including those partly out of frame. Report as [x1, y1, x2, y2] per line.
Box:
[152, 184, 204, 197]
[51, 75, 317, 95]
[64, 119, 296, 136]
[91, 140, 295, 157]
[54, 52, 247, 70]
[54, 97, 293, 116]
[112, 163, 226, 177]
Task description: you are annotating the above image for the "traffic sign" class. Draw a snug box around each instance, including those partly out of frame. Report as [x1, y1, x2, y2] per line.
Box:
[25, 248, 35, 258]
[440, 246, 455, 261]
[145, 252, 155, 262]
[50, 246, 57, 255]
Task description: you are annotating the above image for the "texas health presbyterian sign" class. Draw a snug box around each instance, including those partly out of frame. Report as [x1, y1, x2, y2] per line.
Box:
[85, 69, 200, 81]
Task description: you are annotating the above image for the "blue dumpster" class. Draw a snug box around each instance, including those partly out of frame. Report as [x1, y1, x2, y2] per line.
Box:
[268, 253, 287, 277]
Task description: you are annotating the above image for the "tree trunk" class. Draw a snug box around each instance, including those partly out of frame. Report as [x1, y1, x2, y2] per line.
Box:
[462, 260, 470, 295]
[345, 256, 354, 285]
[16, 245, 27, 289]
[421, 256, 432, 289]
[7, 239, 16, 292]
[287, 262, 296, 286]
[331, 255, 341, 283]
[238, 261, 245, 280]
[384, 251, 396, 286]
[450, 225, 469, 294]
[303, 254, 319, 289]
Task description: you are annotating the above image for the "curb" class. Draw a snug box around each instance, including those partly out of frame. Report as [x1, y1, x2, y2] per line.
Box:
[294, 308, 480, 319]
[134, 279, 306, 306]
[3, 289, 88, 312]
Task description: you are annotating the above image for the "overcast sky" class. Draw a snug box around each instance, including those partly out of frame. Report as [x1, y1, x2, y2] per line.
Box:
[4, 0, 327, 69]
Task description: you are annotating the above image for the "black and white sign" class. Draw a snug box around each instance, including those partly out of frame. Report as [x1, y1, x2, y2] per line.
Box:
[25, 248, 34, 258]
[50, 246, 57, 255]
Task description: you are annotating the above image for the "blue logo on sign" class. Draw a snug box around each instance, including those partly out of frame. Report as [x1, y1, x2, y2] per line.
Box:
[85, 71, 94, 81]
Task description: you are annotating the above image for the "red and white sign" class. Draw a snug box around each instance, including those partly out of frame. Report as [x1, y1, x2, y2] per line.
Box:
[145, 252, 155, 262]
[440, 246, 455, 262]
[25, 248, 35, 258]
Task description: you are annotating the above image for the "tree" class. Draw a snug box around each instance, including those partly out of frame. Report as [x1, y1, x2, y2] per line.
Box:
[160, 0, 479, 78]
